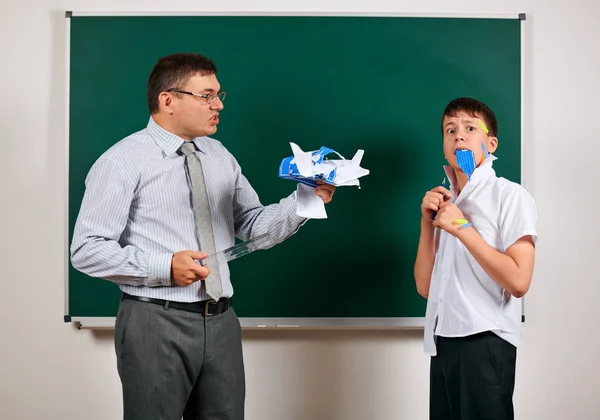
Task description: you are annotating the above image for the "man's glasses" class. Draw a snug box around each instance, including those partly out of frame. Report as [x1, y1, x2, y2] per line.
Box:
[166, 88, 227, 104]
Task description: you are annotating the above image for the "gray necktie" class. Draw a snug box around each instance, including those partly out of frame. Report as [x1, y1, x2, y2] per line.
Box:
[179, 142, 222, 301]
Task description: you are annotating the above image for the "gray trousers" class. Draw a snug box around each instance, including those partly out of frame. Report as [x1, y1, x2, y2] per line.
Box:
[114, 297, 245, 420]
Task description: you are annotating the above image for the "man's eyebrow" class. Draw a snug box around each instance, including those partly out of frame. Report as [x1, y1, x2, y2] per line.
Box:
[443, 121, 456, 128]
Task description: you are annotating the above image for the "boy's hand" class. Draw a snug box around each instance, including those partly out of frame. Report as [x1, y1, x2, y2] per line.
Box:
[421, 186, 452, 221]
[432, 202, 466, 235]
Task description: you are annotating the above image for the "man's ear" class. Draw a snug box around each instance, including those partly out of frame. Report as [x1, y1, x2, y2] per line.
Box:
[488, 136, 498, 154]
[158, 91, 174, 114]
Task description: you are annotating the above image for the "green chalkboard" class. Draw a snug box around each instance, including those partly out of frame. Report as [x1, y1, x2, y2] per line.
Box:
[67, 14, 522, 325]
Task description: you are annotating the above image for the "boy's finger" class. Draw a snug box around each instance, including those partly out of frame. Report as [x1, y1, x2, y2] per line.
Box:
[432, 186, 452, 198]
[426, 191, 444, 203]
[425, 196, 440, 206]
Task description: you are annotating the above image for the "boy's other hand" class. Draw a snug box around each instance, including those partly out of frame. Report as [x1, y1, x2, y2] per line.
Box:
[421, 186, 452, 221]
[433, 202, 466, 235]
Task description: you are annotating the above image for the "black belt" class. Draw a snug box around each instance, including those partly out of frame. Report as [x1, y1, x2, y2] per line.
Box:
[122, 293, 231, 316]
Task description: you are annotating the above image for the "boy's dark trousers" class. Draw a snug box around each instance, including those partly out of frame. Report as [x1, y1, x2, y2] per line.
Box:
[430, 331, 517, 420]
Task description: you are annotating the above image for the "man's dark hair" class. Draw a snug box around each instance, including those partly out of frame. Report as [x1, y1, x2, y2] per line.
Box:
[147, 53, 217, 114]
[441, 97, 498, 137]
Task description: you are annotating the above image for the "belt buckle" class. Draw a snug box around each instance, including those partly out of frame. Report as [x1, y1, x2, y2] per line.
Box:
[204, 299, 216, 316]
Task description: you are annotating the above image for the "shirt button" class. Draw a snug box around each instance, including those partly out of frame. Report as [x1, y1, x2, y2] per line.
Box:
[439, 298, 443, 303]
[443, 276, 447, 279]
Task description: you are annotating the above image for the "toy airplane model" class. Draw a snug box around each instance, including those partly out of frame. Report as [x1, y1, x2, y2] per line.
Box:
[278, 142, 370, 188]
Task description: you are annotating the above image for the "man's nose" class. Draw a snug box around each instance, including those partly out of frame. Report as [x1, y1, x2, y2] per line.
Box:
[211, 98, 224, 111]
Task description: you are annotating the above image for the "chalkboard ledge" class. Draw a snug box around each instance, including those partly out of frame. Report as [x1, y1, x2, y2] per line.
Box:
[70, 316, 425, 330]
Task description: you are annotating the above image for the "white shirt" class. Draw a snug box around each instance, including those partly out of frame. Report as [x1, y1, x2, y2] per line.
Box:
[423, 155, 538, 356]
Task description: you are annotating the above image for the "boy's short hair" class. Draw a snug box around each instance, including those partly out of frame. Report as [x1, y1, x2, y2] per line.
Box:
[441, 97, 498, 137]
[147, 52, 218, 114]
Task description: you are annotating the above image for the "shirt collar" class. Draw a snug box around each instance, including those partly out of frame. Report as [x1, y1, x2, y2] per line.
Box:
[146, 116, 206, 157]
[443, 154, 498, 196]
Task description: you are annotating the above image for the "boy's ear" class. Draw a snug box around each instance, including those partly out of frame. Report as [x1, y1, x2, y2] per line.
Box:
[488, 136, 498, 154]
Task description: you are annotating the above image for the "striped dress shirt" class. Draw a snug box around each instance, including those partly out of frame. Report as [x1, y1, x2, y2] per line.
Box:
[71, 116, 306, 302]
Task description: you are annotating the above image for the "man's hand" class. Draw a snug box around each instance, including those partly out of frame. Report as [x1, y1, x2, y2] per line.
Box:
[432, 201, 467, 236]
[171, 251, 211, 286]
[314, 180, 336, 204]
[421, 186, 452, 221]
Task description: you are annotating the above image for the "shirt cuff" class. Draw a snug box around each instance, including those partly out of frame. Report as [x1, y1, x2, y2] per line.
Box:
[147, 253, 173, 286]
[286, 187, 310, 224]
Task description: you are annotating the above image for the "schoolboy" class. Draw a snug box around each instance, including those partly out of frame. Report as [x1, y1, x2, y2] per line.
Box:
[414, 97, 537, 420]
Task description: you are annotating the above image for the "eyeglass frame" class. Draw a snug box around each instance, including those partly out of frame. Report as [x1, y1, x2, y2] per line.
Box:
[165, 88, 227, 104]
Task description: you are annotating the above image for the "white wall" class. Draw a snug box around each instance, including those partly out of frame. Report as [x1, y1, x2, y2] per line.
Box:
[1, 0, 599, 419]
